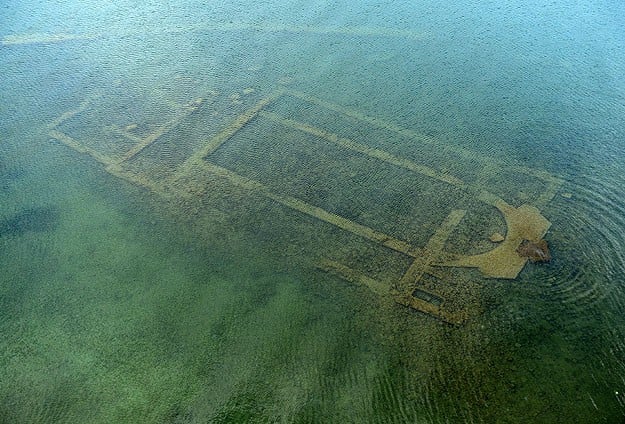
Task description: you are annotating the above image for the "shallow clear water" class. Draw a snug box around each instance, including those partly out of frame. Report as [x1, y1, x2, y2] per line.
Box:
[1, 1, 625, 423]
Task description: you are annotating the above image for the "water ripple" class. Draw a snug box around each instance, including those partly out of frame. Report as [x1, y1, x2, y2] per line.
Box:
[540, 170, 625, 312]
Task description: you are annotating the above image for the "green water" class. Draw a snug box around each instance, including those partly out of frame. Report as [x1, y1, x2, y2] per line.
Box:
[2, 2, 625, 423]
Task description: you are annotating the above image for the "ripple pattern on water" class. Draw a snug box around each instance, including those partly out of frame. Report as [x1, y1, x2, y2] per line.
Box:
[540, 171, 625, 313]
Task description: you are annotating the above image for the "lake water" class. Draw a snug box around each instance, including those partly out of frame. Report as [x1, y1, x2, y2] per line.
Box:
[1, 1, 625, 422]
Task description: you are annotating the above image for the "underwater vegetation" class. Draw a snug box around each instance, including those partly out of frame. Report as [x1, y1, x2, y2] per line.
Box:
[0, 206, 59, 237]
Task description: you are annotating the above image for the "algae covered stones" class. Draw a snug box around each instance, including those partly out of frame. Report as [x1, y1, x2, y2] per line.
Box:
[516, 239, 551, 263]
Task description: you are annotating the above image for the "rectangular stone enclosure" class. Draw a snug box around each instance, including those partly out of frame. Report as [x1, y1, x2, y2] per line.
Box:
[49, 78, 563, 324]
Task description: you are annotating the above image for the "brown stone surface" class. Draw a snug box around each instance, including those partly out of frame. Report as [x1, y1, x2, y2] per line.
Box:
[516, 239, 551, 262]
[435, 200, 551, 279]
[489, 232, 505, 243]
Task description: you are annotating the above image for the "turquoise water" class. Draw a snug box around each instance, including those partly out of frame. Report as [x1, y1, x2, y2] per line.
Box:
[2, 1, 625, 423]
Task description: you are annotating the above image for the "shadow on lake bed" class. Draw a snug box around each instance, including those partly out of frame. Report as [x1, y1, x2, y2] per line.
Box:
[0, 206, 60, 238]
